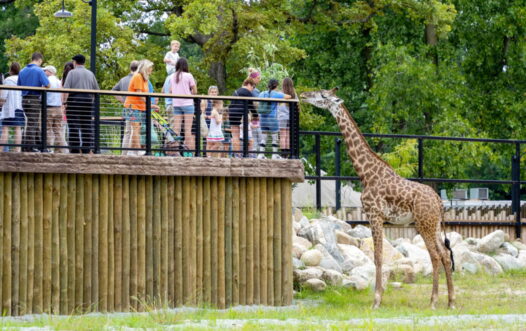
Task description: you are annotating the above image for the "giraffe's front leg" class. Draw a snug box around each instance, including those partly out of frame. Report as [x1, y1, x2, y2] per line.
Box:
[370, 217, 384, 309]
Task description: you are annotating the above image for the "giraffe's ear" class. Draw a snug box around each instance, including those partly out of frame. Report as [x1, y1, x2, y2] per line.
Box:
[330, 87, 339, 94]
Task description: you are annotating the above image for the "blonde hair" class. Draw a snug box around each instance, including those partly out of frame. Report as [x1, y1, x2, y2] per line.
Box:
[171, 40, 180, 47]
[137, 59, 154, 81]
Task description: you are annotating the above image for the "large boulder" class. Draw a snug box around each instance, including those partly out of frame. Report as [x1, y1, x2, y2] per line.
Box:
[293, 235, 313, 250]
[412, 235, 426, 249]
[452, 243, 480, 273]
[293, 267, 323, 283]
[347, 225, 372, 239]
[500, 242, 519, 257]
[301, 249, 322, 267]
[338, 244, 371, 273]
[292, 257, 305, 270]
[293, 208, 303, 223]
[335, 230, 360, 247]
[442, 232, 464, 248]
[477, 230, 506, 254]
[298, 218, 345, 264]
[511, 240, 526, 251]
[298, 216, 311, 230]
[390, 263, 416, 283]
[322, 269, 344, 286]
[348, 263, 376, 290]
[361, 237, 404, 265]
[494, 253, 524, 271]
[472, 252, 503, 275]
[292, 243, 307, 259]
[518, 250, 526, 268]
[397, 242, 432, 275]
[315, 244, 343, 273]
[303, 278, 327, 292]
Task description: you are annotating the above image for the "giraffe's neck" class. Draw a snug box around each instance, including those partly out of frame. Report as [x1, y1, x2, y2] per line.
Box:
[332, 103, 395, 184]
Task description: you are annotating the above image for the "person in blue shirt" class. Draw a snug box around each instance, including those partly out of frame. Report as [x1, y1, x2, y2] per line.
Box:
[257, 79, 291, 159]
[17, 52, 50, 152]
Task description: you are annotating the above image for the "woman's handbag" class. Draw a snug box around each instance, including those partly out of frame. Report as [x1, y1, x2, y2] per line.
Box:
[200, 113, 209, 137]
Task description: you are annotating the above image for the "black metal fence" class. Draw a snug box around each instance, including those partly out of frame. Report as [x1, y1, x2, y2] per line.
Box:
[0, 85, 300, 158]
[300, 130, 526, 238]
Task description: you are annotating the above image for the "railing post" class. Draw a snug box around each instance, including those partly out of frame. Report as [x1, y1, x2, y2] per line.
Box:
[315, 134, 321, 210]
[418, 138, 424, 181]
[40, 90, 47, 152]
[289, 102, 295, 159]
[335, 137, 342, 211]
[94, 93, 100, 154]
[195, 97, 201, 157]
[242, 99, 249, 157]
[145, 96, 152, 155]
[512, 143, 521, 239]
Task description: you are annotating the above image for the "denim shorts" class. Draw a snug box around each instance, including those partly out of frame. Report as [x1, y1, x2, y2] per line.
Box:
[1, 109, 25, 127]
[260, 114, 279, 133]
[125, 108, 145, 123]
[172, 105, 195, 115]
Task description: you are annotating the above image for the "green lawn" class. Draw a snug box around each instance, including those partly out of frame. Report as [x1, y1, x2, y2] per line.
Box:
[1, 270, 525, 330]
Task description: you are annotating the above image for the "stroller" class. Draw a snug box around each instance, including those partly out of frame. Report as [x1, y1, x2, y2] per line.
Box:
[152, 111, 190, 157]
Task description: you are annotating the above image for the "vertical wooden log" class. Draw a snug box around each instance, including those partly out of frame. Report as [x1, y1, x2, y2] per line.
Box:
[59, 174, 68, 314]
[19, 174, 28, 315]
[91, 175, 99, 309]
[196, 177, 203, 304]
[3, 174, 12, 315]
[247, 178, 255, 305]
[66, 174, 76, 313]
[129, 176, 138, 309]
[239, 178, 247, 305]
[232, 178, 240, 306]
[83, 175, 93, 309]
[146, 176, 154, 302]
[26, 174, 35, 313]
[98, 175, 109, 312]
[160, 177, 169, 305]
[114, 175, 123, 311]
[167, 177, 175, 305]
[122, 176, 131, 310]
[12, 173, 20, 315]
[174, 177, 183, 306]
[74, 175, 84, 311]
[0, 173, 4, 313]
[210, 178, 218, 306]
[107, 176, 115, 311]
[202, 177, 211, 304]
[153, 177, 161, 304]
[266, 178, 274, 305]
[259, 178, 267, 305]
[224, 178, 233, 306]
[217, 177, 226, 309]
[190, 177, 197, 305]
[33, 173, 43, 313]
[182, 177, 191, 304]
[51, 174, 60, 314]
[137, 176, 146, 309]
[273, 179, 282, 306]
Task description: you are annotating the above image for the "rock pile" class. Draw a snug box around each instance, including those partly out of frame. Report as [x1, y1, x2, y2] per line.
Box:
[292, 209, 526, 292]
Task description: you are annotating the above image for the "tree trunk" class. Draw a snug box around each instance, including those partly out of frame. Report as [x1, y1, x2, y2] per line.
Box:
[209, 61, 227, 94]
[425, 24, 439, 66]
[361, 26, 373, 91]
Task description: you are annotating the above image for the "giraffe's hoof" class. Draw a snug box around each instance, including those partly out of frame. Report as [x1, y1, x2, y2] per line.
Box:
[448, 304, 456, 310]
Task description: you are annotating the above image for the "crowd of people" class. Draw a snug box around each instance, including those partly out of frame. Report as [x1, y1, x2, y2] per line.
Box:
[0, 40, 298, 158]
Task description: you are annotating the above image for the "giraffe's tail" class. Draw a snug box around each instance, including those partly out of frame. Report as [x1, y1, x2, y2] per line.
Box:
[441, 206, 455, 272]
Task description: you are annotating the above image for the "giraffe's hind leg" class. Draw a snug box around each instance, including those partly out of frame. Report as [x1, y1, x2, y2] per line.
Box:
[437, 236, 456, 309]
[419, 228, 442, 309]
[370, 219, 384, 309]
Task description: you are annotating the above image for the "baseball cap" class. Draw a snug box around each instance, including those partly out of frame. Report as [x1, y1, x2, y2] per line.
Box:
[43, 65, 57, 75]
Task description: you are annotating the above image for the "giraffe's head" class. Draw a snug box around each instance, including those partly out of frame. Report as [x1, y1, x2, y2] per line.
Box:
[300, 88, 344, 116]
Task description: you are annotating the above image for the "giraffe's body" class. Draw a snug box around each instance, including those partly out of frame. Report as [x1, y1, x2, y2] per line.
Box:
[301, 88, 455, 309]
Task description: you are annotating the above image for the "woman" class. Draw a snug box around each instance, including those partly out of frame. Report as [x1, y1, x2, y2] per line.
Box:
[124, 59, 158, 155]
[247, 68, 261, 97]
[227, 78, 256, 156]
[200, 85, 219, 155]
[258, 79, 291, 159]
[170, 58, 197, 153]
[277, 77, 297, 157]
[0, 62, 24, 152]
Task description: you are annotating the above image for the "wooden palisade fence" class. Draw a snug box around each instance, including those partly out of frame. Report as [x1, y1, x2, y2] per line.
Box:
[0, 153, 303, 315]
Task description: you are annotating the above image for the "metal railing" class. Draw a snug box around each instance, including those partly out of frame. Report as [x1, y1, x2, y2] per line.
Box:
[300, 130, 526, 238]
[0, 85, 300, 158]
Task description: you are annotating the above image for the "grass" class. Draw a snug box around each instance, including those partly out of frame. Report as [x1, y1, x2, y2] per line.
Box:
[1, 270, 525, 330]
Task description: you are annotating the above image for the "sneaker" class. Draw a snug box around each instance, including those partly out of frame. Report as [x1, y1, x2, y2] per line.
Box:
[271, 154, 283, 160]
[257, 153, 266, 159]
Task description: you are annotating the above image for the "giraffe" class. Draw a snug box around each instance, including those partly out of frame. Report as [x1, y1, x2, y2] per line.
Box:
[300, 88, 455, 309]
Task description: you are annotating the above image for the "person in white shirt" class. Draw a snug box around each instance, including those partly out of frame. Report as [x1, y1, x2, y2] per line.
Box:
[163, 40, 180, 75]
[0, 62, 24, 152]
[43, 65, 68, 152]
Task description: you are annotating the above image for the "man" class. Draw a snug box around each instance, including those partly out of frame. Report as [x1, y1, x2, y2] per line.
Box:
[17, 52, 50, 152]
[43, 65, 67, 153]
[62, 54, 99, 154]
[112, 60, 139, 155]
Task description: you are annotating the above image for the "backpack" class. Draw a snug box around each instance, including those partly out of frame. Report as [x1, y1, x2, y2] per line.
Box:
[258, 91, 273, 115]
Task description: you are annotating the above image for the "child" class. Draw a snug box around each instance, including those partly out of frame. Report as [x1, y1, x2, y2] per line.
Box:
[250, 113, 262, 157]
[207, 100, 224, 158]
[164, 40, 180, 75]
[239, 113, 254, 157]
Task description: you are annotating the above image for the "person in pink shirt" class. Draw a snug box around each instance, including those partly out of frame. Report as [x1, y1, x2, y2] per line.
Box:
[170, 57, 197, 152]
